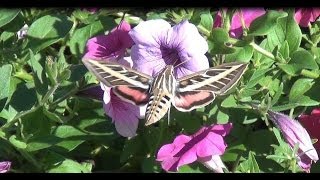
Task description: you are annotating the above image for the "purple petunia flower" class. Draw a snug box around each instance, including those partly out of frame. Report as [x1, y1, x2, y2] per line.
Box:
[129, 19, 209, 78]
[83, 21, 145, 137]
[0, 161, 11, 173]
[156, 123, 232, 172]
[294, 8, 320, 27]
[214, 8, 265, 38]
[268, 110, 319, 172]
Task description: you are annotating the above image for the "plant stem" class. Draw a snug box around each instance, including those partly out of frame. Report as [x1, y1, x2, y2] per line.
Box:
[50, 85, 78, 109]
[231, 153, 242, 172]
[250, 42, 276, 61]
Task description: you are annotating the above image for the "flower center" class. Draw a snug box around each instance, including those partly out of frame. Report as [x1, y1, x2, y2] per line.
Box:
[160, 45, 180, 66]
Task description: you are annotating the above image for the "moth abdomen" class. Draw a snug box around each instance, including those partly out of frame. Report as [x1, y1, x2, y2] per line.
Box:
[145, 91, 172, 126]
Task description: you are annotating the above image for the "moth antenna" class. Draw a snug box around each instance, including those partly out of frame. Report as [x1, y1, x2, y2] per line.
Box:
[173, 59, 191, 69]
[117, 12, 127, 30]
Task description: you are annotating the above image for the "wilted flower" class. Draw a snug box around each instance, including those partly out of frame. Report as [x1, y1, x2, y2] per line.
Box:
[83, 21, 144, 137]
[299, 108, 320, 152]
[268, 110, 319, 172]
[156, 123, 232, 172]
[0, 161, 11, 173]
[17, 24, 28, 40]
[83, 8, 99, 14]
[295, 8, 320, 27]
[214, 8, 265, 38]
[129, 19, 209, 78]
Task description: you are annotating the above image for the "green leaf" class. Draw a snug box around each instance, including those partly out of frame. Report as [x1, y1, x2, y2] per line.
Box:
[9, 135, 27, 149]
[197, 10, 213, 36]
[209, 28, 236, 54]
[216, 109, 229, 124]
[0, 9, 20, 28]
[179, 163, 208, 173]
[267, 11, 302, 54]
[68, 20, 104, 58]
[279, 41, 290, 60]
[28, 50, 48, 99]
[238, 151, 260, 173]
[295, 96, 320, 106]
[9, 82, 37, 113]
[0, 31, 15, 43]
[289, 78, 314, 102]
[221, 95, 237, 108]
[271, 83, 283, 106]
[248, 10, 288, 36]
[225, 45, 253, 63]
[26, 135, 62, 152]
[48, 159, 91, 173]
[290, 50, 318, 70]
[20, 107, 51, 137]
[25, 15, 73, 53]
[246, 67, 273, 88]
[142, 156, 161, 173]
[52, 125, 87, 152]
[120, 136, 143, 163]
[0, 64, 12, 110]
[271, 103, 299, 111]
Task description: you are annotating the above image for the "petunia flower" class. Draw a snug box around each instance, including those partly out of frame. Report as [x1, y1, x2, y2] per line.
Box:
[101, 80, 145, 137]
[83, 21, 144, 137]
[156, 123, 232, 172]
[129, 19, 209, 78]
[0, 161, 11, 173]
[84, 20, 134, 60]
[294, 8, 320, 27]
[268, 110, 319, 172]
[299, 108, 320, 152]
[214, 8, 265, 38]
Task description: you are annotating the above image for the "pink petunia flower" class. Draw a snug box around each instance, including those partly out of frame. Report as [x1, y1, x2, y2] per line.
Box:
[268, 110, 319, 172]
[295, 8, 320, 27]
[129, 19, 209, 78]
[83, 21, 144, 137]
[157, 123, 232, 172]
[84, 21, 134, 60]
[0, 161, 11, 173]
[299, 108, 320, 152]
[214, 8, 265, 38]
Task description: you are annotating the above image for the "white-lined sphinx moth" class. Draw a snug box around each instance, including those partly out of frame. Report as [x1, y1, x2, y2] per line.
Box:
[82, 58, 248, 126]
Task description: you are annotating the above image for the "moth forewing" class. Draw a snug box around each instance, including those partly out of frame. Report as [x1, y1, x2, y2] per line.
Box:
[173, 62, 248, 112]
[177, 62, 248, 93]
[82, 58, 153, 105]
[82, 58, 152, 89]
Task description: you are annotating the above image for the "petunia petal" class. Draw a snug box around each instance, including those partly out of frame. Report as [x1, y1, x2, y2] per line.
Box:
[84, 21, 133, 60]
[169, 20, 208, 55]
[129, 19, 171, 47]
[0, 161, 11, 173]
[103, 92, 140, 137]
[175, 54, 209, 78]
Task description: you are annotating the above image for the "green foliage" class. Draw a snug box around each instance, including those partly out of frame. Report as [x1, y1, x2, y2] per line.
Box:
[0, 8, 320, 173]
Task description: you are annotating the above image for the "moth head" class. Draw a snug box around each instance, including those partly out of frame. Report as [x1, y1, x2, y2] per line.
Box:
[166, 65, 174, 75]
